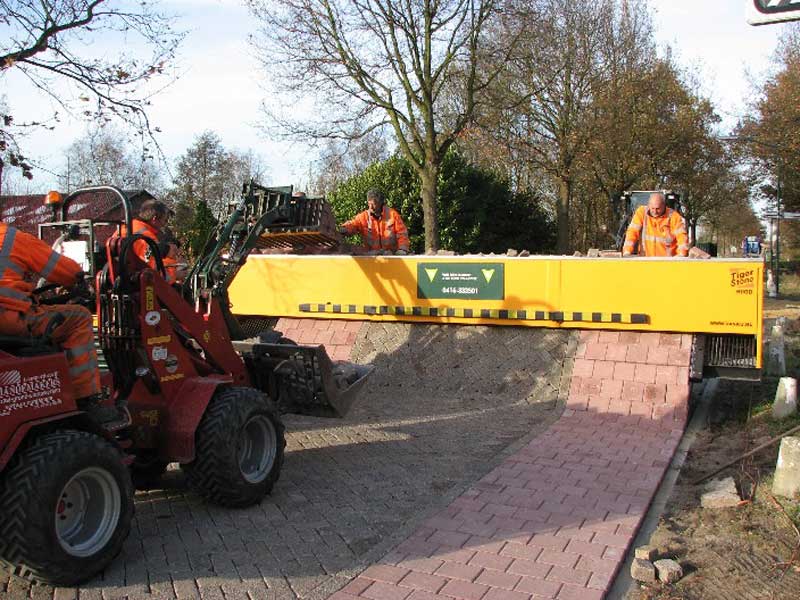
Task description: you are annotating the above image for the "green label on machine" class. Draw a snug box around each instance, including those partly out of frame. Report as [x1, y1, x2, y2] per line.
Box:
[417, 262, 505, 300]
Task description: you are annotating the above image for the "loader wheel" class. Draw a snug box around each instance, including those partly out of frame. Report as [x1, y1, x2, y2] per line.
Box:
[0, 430, 134, 586]
[184, 387, 285, 507]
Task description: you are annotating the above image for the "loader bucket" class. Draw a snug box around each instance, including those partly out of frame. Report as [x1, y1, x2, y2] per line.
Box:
[242, 341, 373, 418]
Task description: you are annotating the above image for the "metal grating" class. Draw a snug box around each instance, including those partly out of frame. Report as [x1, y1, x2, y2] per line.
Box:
[256, 230, 339, 250]
[705, 334, 757, 368]
[236, 315, 279, 338]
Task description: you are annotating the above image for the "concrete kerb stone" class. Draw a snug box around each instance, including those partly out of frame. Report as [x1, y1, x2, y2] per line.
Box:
[767, 319, 787, 377]
[773, 436, 800, 499]
[700, 477, 741, 509]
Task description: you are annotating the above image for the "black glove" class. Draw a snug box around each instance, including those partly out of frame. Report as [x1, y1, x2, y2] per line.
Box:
[74, 271, 93, 298]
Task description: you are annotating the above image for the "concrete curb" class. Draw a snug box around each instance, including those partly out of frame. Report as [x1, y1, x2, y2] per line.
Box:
[606, 378, 718, 599]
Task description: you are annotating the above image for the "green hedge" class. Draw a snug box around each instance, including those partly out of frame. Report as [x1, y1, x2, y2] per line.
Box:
[328, 150, 556, 254]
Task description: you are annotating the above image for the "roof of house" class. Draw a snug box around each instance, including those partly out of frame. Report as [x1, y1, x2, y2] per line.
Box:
[0, 189, 156, 236]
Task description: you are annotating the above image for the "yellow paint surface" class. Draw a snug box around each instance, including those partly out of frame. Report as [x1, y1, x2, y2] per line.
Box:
[230, 255, 763, 365]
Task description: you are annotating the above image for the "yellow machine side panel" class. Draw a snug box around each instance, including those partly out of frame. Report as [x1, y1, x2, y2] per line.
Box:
[229, 255, 763, 366]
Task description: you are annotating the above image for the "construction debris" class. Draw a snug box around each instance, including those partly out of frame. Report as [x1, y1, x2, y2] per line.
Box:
[700, 476, 741, 508]
[688, 246, 711, 259]
[654, 559, 684, 583]
[507, 248, 519, 257]
[634, 545, 658, 561]
[631, 558, 657, 583]
[767, 319, 787, 377]
[772, 377, 798, 419]
[773, 436, 800, 499]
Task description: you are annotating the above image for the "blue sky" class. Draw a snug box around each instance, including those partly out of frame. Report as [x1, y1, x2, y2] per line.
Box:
[1, 0, 796, 192]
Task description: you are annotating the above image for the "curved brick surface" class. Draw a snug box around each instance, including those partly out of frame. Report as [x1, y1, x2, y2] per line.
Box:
[276, 317, 364, 362]
[2, 322, 574, 600]
[0, 323, 688, 600]
[330, 329, 691, 600]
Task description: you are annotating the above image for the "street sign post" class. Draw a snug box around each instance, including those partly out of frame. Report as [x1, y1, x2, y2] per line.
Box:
[747, 0, 800, 25]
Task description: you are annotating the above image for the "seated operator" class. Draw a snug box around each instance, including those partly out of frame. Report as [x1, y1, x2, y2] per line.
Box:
[623, 192, 689, 257]
[338, 189, 410, 255]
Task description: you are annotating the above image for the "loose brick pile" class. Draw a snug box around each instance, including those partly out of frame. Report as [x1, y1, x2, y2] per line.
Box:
[330, 329, 692, 600]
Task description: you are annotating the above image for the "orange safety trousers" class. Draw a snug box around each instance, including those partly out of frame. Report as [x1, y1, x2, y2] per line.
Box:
[0, 305, 100, 399]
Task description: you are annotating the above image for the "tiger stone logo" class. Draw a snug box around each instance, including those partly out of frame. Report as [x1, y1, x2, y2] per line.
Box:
[0, 370, 62, 417]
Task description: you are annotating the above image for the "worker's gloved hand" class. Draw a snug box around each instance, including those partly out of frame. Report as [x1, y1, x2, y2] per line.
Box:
[337, 226, 348, 235]
[395, 249, 409, 256]
[73, 271, 93, 299]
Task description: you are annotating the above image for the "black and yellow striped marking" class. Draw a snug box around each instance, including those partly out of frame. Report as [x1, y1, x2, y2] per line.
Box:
[299, 303, 648, 324]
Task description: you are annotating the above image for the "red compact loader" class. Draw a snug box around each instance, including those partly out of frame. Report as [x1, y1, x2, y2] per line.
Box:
[0, 183, 370, 585]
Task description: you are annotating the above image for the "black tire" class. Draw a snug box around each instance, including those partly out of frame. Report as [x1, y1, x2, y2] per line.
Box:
[0, 430, 134, 586]
[183, 387, 285, 507]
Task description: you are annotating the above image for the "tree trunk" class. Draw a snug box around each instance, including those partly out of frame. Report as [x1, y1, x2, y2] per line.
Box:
[420, 162, 439, 253]
[689, 219, 697, 246]
[557, 178, 571, 254]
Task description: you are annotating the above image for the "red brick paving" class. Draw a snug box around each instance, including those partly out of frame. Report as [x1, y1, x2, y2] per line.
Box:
[275, 317, 363, 361]
[329, 329, 691, 600]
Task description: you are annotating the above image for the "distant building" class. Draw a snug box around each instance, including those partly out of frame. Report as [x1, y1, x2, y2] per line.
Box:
[0, 189, 156, 242]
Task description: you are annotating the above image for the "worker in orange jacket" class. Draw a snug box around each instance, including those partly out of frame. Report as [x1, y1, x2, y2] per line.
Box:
[116, 200, 181, 282]
[339, 189, 411, 255]
[623, 192, 689, 257]
[0, 222, 103, 407]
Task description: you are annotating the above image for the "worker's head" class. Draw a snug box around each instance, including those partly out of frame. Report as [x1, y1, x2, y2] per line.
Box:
[138, 200, 169, 229]
[647, 192, 667, 217]
[366, 189, 385, 217]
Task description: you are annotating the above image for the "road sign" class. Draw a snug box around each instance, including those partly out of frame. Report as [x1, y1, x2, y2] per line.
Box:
[747, 0, 800, 25]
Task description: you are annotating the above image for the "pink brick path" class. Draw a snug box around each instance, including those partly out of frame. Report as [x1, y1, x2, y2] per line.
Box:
[275, 317, 363, 361]
[327, 329, 692, 600]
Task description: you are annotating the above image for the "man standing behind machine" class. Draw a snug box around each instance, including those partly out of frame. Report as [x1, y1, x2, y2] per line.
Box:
[338, 189, 411, 255]
[623, 192, 689, 257]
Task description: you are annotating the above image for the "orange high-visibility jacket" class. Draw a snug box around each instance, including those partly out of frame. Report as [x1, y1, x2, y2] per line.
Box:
[115, 218, 177, 282]
[0, 222, 83, 311]
[623, 206, 689, 257]
[342, 205, 410, 253]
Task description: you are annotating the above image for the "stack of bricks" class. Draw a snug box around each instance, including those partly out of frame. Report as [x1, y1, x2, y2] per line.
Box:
[274, 317, 363, 361]
[568, 330, 692, 428]
[329, 330, 693, 600]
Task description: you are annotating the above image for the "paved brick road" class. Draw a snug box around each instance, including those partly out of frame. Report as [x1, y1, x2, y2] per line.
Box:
[330, 330, 692, 600]
[1, 325, 573, 600]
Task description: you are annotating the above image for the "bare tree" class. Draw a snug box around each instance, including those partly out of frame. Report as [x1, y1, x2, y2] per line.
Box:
[62, 126, 164, 192]
[0, 1, 182, 180]
[167, 131, 268, 218]
[479, 0, 614, 253]
[737, 25, 800, 212]
[311, 127, 389, 195]
[248, 0, 505, 252]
